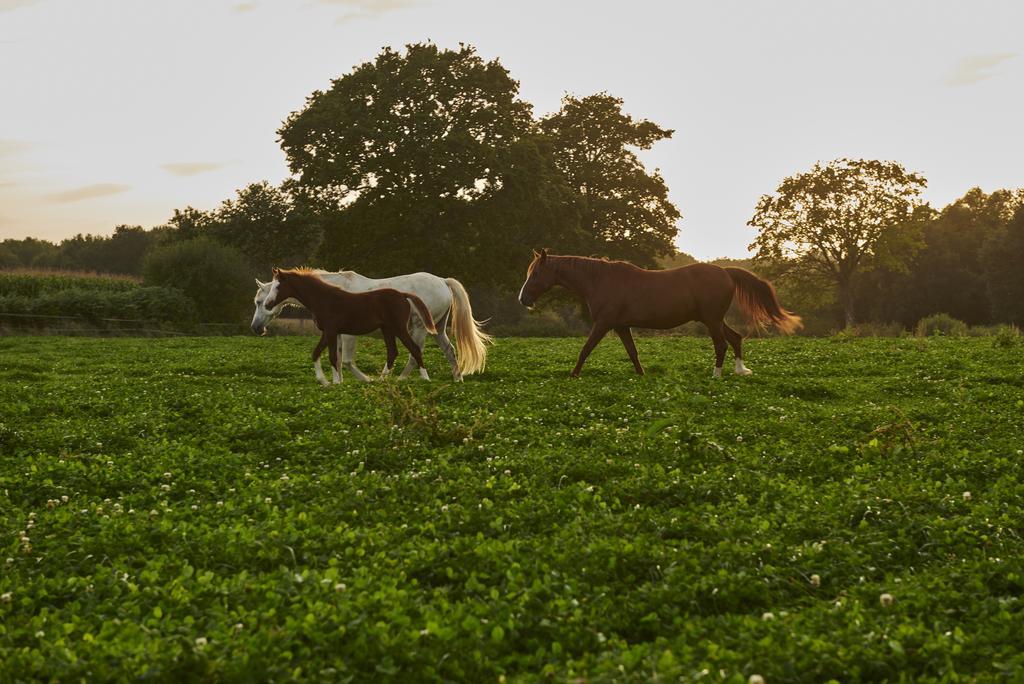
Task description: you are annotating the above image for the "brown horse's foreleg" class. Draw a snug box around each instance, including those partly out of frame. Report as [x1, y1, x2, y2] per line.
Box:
[396, 326, 430, 381]
[326, 331, 342, 384]
[709, 323, 728, 378]
[380, 330, 399, 378]
[615, 327, 645, 376]
[571, 324, 610, 377]
[312, 333, 330, 386]
[722, 323, 752, 375]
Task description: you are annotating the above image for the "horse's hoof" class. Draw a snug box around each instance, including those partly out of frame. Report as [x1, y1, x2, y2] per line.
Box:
[736, 368, 754, 376]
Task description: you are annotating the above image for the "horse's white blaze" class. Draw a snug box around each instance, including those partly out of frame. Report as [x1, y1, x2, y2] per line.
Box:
[735, 358, 752, 375]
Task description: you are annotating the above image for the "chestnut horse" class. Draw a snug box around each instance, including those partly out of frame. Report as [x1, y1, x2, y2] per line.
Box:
[518, 250, 801, 377]
[263, 268, 437, 385]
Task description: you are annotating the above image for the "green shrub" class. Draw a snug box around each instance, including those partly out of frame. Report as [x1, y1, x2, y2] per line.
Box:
[915, 313, 968, 337]
[143, 239, 251, 323]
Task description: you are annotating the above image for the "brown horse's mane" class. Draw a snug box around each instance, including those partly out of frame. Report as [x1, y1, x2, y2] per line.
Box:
[544, 254, 645, 276]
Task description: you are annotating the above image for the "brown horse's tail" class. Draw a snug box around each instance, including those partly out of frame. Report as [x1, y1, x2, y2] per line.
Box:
[404, 293, 438, 335]
[725, 267, 803, 334]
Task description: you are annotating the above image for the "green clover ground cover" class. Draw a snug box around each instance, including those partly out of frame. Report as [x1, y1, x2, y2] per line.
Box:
[1, 335, 1022, 682]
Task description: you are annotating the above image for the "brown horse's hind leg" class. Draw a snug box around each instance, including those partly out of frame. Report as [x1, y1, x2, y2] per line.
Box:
[571, 324, 610, 377]
[326, 331, 342, 384]
[709, 322, 728, 378]
[614, 327, 645, 376]
[312, 333, 330, 386]
[380, 331, 399, 378]
[723, 324, 752, 375]
[396, 327, 430, 381]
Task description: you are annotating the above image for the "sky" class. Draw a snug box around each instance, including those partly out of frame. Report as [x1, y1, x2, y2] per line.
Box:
[1, 0, 1021, 260]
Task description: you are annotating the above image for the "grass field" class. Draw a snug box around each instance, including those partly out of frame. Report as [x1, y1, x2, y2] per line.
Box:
[1, 335, 1023, 682]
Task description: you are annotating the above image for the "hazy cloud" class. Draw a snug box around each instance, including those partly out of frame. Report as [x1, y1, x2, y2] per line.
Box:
[0, 0, 40, 12]
[312, 0, 419, 23]
[233, 1, 258, 12]
[945, 53, 1017, 86]
[0, 139, 32, 157]
[47, 183, 130, 203]
[161, 161, 227, 177]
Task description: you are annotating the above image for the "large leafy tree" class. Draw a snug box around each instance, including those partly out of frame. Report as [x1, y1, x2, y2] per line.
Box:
[278, 43, 534, 278]
[749, 158, 927, 327]
[857, 187, 1022, 326]
[540, 93, 680, 265]
[981, 198, 1024, 325]
[207, 181, 322, 274]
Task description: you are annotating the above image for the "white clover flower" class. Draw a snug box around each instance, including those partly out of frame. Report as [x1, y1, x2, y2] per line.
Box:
[191, 505, 199, 512]
[749, 676, 765, 684]
[160, 484, 171, 492]
[962, 491, 972, 501]
[216, 501, 224, 507]
[441, 504, 449, 512]
[163, 472, 172, 480]
[761, 612, 774, 621]
[0, 592, 11, 603]
[880, 593, 894, 607]
[195, 636, 207, 648]
[334, 583, 346, 592]
[35, 630, 45, 638]
[61, 495, 69, 503]
[234, 623, 244, 631]
[265, 497, 272, 504]
[809, 574, 821, 587]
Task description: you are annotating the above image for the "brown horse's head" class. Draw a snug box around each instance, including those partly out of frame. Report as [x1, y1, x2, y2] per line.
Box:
[518, 249, 556, 308]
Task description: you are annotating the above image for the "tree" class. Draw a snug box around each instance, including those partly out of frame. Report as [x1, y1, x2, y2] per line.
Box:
[207, 181, 322, 274]
[540, 93, 680, 265]
[748, 158, 927, 327]
[142, 239, 252, 323]
[279, 42, 534, 279]
[982, 201, 1024, 325]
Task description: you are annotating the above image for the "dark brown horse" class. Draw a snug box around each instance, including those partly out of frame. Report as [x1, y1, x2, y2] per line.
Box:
[518, 250, 801, 377]
[261, 268, 438, 385]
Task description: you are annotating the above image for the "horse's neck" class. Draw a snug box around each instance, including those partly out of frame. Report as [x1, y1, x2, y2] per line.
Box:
[286, 278, 343, 316]
[554, 259, 599, 299]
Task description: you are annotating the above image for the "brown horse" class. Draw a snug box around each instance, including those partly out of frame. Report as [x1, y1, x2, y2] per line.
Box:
[262, 268, 438, 385]
[518, 250, 801, 377]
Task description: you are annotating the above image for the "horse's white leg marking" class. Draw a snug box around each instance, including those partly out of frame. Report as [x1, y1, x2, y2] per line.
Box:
[419, 367, 430, 381]
[713, 366, 723, 379]
[332, 363, 342, 384]
[735, 358, 753, 376]
[314, 360, 329, 386]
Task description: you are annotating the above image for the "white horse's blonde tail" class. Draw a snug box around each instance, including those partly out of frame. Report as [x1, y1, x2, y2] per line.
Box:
[445, 277, 492, 375]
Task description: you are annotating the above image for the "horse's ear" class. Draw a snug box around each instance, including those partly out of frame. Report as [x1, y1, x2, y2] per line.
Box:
[532, 249, 540, 259]
[255, 278, 265, 288]
[539, 248, 548, 260]
[272, 267, 280, 277]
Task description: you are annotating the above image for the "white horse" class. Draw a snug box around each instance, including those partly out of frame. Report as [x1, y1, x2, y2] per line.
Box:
[251, 270, 491, 382]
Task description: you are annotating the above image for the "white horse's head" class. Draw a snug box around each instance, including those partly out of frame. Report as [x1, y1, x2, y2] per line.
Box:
[251, 278, 285, 335]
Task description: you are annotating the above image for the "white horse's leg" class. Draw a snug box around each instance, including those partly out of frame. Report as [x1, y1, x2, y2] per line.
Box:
[432, 310, 462, 382]
[340, 334, 371, 382]
[398, 323, 428, 379]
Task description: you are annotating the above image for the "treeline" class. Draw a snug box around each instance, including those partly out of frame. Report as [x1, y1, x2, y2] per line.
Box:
[2, 43, 1022, 334]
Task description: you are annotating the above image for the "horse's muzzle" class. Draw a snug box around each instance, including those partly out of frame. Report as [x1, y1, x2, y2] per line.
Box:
[252, 324, 267, 336]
